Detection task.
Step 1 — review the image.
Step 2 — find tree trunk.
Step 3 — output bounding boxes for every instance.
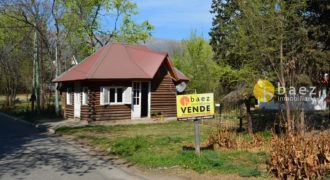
[52,0,60,116]
[283,92,292,131]
[5,94,9,107]
[300,105,305,136]
[280,37,292,132]
[245,99,253,135]
[40,52,45,111]
[32,33,36,113]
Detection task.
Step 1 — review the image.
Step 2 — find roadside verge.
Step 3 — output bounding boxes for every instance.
[0,112,55,134]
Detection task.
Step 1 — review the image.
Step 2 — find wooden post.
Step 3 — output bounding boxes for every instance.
[239,104,243,131]
[194,119,200,156]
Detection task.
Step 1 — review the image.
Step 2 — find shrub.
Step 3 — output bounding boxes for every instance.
[269,130,330,179]
[207,128,266,149]
[208,128,237,149]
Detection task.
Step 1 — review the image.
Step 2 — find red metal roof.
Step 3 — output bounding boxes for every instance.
[174,68,190,81]
[53,43,189,82]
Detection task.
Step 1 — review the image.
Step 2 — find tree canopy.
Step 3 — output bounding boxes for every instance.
[172,31,221,94]
[0,0,153,108]
[209,0,329,132]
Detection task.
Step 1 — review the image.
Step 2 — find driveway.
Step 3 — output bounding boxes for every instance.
[0,115,149,180]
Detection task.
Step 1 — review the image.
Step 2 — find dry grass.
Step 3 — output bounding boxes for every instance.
[0,94,29,102]
[270,130,330,179]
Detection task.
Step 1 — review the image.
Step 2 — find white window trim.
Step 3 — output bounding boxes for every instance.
[100,86,124,105]
[82,87,88,105]
[66,88,72,105]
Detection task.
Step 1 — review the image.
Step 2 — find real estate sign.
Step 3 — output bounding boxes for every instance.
[176,93,214,121]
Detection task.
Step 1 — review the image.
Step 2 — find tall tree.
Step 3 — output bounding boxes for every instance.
[172,31,221,94]
[52,0,62,116]
[60,0,154,60]
[209,0,272,134]
[1,0,55,111]
[304,0,330,81]
[0,13,32,107]
[209,0,328,132]
[0,0,154,114]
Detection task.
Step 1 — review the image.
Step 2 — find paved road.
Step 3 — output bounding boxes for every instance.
[0,115,149,180]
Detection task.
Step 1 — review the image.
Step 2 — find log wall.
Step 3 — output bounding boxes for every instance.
[150,65,177,117]
[61,81,131,121]
[85,81,131,121]
[60,63,178,121]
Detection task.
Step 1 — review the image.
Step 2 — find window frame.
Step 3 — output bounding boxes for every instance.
[66,88,72,105]
[82,87,88,105]
[100,86,124,105]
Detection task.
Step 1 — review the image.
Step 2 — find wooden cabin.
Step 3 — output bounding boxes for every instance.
[53,43,189,122]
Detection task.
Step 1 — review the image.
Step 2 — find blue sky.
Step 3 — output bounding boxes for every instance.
[133,0,213,40]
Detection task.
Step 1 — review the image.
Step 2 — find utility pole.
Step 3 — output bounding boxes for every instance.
[52,0,60,116]
[31,31,37,113]
[34,30,40,115]
[55,42,59,116]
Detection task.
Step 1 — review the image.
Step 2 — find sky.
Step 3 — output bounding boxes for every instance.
[133,0,213,40]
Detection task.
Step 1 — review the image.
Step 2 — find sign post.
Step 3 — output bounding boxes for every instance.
[176,93,214,155]
[194,120,200,156]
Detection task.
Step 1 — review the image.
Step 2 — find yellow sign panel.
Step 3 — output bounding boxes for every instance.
[176,93,214,121]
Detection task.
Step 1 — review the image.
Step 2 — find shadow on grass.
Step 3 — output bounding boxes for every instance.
[182,145,214,151]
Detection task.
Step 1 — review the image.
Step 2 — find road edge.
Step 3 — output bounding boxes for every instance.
[0,112,56,134]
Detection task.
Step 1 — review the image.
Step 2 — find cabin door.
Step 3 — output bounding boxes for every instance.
[131,82,141,119]
[141,82,150,117]
[74,82,81,118]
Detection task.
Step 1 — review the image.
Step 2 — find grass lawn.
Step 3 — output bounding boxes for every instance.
[57,119,271,178]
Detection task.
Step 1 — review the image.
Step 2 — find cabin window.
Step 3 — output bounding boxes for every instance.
[82,87,88,105]
[101,87,124,105]
[133,82,140,105]
[117,88,123,103]
[66,88,72,105]
[110,88,116,103]
[103,88,109,103]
